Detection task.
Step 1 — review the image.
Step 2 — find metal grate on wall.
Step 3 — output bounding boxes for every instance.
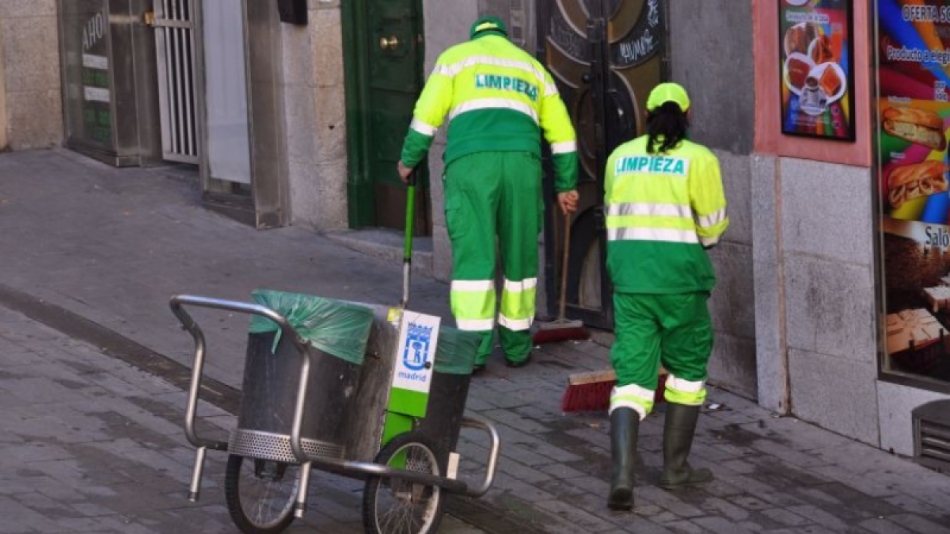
[154,0,199,164]
[913,399,950,473]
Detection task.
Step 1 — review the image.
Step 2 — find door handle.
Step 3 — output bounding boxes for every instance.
[379,36,400,50]
[143,11,193,29]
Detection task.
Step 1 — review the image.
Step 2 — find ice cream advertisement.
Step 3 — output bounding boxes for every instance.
[779,0,855,140]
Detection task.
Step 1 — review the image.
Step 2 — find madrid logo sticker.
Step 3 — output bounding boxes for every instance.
[393,311,441,395]
[403,323,433,371]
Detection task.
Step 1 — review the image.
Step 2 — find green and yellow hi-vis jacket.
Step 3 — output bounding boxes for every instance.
[400,33,578,193]
[604,136,729,294]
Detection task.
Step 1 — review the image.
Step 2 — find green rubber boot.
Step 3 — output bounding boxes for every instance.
[608,408,639,510]
[659,403,713,489]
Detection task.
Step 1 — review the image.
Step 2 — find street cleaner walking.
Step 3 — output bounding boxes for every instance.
[397,16,579,371]
[603,83,729,510]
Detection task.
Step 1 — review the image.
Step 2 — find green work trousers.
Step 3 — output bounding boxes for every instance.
[610,292,712,416]
[444,151,542,364]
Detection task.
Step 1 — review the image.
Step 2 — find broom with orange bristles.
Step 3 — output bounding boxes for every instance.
[561,367,668,413]
[533,210,590,344]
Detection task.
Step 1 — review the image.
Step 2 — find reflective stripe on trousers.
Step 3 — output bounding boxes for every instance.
[609,383,654,420]
[451,277,537,332]
[498,277,537,331]
[451,279,495,331]
[664,373,707,406]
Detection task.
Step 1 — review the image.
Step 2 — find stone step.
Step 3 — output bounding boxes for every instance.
[324,228,434,278]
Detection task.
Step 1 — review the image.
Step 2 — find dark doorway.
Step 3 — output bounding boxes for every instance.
[538,0,667,329]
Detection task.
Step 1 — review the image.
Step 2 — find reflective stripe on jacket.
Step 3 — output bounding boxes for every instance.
[400,33,578,192]
[604,136,728,293]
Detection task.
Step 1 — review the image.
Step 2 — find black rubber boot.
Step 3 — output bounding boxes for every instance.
[608,408,639,510]
[660,402,713,489]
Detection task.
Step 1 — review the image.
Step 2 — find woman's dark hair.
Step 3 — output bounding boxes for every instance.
[646,101,690,154]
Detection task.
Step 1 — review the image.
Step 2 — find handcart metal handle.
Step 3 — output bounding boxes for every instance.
[459,414,501,498]
[169,294,313,501]
[288,348,502,502]
[283,413,501,499]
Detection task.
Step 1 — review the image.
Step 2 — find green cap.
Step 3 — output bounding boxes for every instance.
[470,16,508,39]
[646,82,691,112]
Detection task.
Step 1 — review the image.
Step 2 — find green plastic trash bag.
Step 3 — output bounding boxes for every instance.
[248,289,374,365]
[433,326,480,375]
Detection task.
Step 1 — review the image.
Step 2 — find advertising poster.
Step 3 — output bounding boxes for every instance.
[878,0,950,385]
[779,0,855,140]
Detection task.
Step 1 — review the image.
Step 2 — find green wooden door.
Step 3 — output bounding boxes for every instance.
[343,0,429,233]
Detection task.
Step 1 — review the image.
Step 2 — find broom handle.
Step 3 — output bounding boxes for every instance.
[401,171,417,309]
[559,210,571,320]
[552,207,560,276]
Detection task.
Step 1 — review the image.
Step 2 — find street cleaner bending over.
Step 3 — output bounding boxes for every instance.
[603,83,729,511]
[397,16,579,371]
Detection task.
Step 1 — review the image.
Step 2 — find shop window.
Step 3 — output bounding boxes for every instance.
[877,1,950,393]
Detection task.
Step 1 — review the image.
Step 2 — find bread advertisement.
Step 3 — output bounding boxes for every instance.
[878,1,950,382]
[779,0,854,140]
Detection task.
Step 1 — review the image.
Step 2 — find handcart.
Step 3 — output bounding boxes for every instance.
[169,174,500,534]
[170,293,500,534]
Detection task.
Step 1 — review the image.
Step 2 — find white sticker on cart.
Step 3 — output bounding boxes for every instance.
[392,311,441,394]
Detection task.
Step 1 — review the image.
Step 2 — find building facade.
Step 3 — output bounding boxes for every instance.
[4,0,948,460]
[0,0,63,151]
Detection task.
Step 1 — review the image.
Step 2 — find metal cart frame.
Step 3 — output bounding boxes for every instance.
[169,294,500,533]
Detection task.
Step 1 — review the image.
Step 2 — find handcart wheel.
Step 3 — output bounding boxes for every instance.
[362,432,444,534]
[224,454,300,534]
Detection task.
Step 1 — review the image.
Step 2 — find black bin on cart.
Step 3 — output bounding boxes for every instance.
[229,290,375,463]
[414,326,481,471]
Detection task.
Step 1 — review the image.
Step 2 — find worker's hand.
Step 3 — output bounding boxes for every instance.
[557,190,579,215]
[397,160,414,184]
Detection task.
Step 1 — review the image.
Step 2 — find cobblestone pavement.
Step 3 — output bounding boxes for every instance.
[1,148,949,533]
